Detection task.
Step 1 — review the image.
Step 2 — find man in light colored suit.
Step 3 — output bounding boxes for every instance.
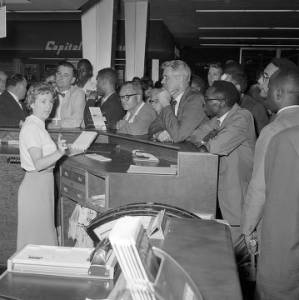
[190,81,255,242]
[149,60,206,143]
[48,61,85,128]
[116,81,156,136]
[256,126,299,300]
[242,68,299,246]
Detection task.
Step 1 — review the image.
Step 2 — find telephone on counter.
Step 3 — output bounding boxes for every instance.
[132,149,159,166]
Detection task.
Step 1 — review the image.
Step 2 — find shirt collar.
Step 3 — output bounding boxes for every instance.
[217,110,230,126]
[57,88,71,96]
[101,92,114,105]
[174,92,184,104]
[28,114,45,128]
[277,105,299,114]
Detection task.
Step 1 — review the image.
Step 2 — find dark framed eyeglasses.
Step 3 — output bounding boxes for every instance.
[120,93,140,101]
[204,97,225,102]
[148,98,159,104]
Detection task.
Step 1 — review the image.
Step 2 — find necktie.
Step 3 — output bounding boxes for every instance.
[170,99,177,113]
[57,91,66,98]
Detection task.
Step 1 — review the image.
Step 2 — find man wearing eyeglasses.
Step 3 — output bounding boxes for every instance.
[189,80,256,243]
[116,81,156,136]
[242,67,299,252]
[149,60,207,143]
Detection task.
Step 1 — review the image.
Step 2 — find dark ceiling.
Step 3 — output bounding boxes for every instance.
[6,0,299,49]
[149,0,299,48]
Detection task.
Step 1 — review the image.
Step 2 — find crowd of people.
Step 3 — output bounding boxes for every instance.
[0,56,299,299]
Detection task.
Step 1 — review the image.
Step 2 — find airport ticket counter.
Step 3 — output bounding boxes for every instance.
[0,128,218,262]
[0,128,243,300]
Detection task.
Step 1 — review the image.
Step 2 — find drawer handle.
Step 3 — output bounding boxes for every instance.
[63,186,69,192]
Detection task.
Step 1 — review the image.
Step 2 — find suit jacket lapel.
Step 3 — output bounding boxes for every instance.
[7,91,25,112]
[176,87,191,118]
[220,104,240,128]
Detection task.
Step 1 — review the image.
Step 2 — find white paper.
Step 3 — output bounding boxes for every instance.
[89,107,106,129]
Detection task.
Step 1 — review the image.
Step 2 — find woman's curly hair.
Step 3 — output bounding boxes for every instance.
[25,82,55,111]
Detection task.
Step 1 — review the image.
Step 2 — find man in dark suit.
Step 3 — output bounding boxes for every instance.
[149,60,207,143]
[222,70,269,136]
[190,81,256,242]
[84,68,125,130]
[256,126,299,300]
[0,74,28,127]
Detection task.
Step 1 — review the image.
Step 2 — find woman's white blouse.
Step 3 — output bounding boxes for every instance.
[19,115,57,171]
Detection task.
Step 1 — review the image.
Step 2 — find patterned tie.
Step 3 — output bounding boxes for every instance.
[170,99,177,112]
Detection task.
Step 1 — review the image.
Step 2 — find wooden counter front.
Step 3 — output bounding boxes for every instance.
[59,146,218,246]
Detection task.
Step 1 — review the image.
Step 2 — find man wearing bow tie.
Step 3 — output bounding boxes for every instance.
[0,73,28,127]
[149,60,206,143]
[48,61,85,128]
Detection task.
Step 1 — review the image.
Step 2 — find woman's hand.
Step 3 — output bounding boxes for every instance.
[57,133,68,155]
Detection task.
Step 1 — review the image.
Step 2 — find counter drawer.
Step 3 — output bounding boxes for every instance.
[61,167,71,179]
[71,171,85,185]
[60,177,85,192]
[61,166,85,185]
[61,182,85,202]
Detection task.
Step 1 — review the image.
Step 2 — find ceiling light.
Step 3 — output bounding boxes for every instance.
[196,9,299,13]
[198,27,299,30]
[5,0,31,3]
[198,27,270,30]
[200,43,299,48]
[198,37,299,40]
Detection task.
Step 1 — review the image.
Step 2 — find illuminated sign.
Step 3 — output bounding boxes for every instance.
[45,41,82,56]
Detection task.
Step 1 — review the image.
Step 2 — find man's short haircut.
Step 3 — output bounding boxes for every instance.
[209,62,223,73]
[162,60,191,82]
[228,71,248,93]
[224,61,244,75]
[57,61,76,76]
[0,70,7,77]
[272,68,299,104]
[6,73,26,89]
[78,59,93,76]
[271,58,298,72]
[97,68,117,87]
[211,80,240,107]
[191,74,206,93]
[121,81,143,96]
